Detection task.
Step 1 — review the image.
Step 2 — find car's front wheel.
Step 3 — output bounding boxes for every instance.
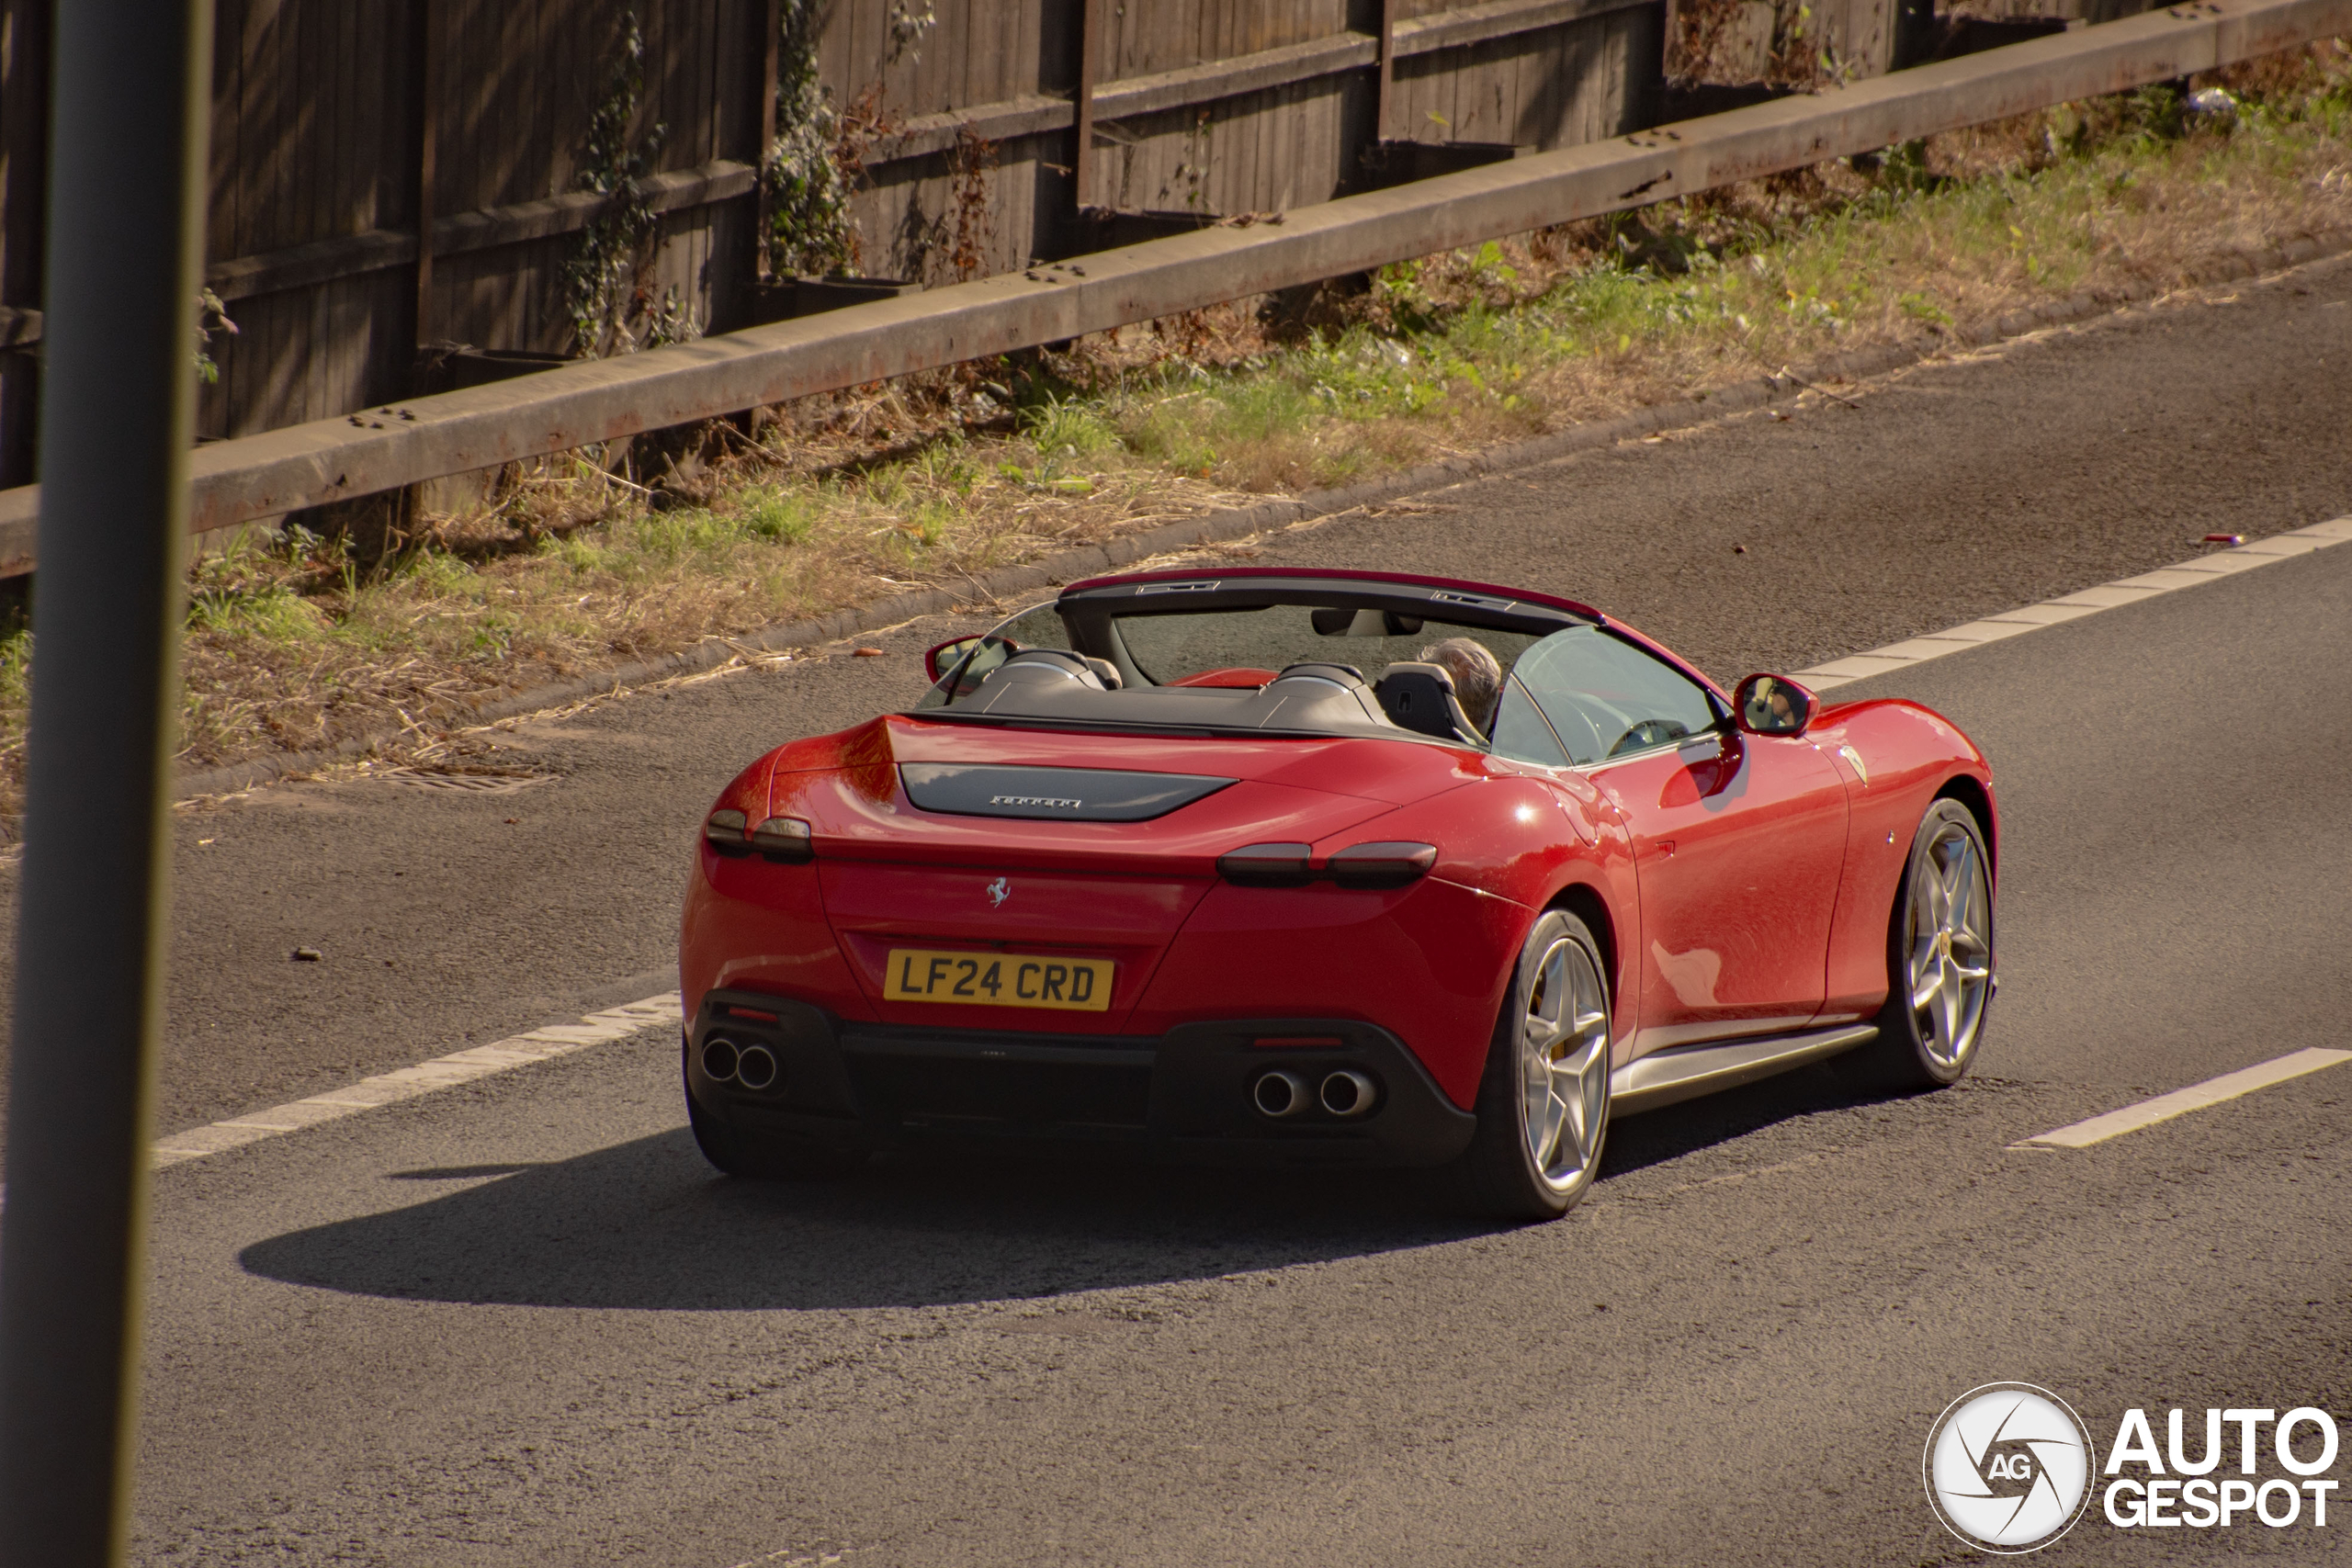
[1843,798,1994,1091]
[1455,908,1613,1221]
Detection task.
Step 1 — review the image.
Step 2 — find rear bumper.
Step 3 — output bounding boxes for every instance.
[688,987,1476,1168]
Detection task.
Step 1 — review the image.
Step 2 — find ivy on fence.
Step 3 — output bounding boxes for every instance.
[561,8,696,358]
[766,0,863,278]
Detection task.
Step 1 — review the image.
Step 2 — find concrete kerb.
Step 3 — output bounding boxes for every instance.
[169,226,2352,805]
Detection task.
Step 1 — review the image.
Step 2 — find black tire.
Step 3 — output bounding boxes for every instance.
[1453,908,1614,1222]
[1838,798,1994,1092]
[684,1056,870,1180]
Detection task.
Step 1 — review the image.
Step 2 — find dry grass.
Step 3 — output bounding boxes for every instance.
[0,45,2346,836]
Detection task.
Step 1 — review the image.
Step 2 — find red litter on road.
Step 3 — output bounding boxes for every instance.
[2201,533,2245,545]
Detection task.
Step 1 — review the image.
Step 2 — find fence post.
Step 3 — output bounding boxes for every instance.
[1073,0,1100,213]
[412,0,439,357]
[1375,0,1396,142]
[756,0,781,281]
[0,0,210,1563]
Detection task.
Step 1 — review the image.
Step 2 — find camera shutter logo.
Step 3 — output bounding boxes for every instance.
[1924,1382,2097,1553]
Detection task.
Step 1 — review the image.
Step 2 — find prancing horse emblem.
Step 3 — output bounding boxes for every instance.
[986,876,1012,908]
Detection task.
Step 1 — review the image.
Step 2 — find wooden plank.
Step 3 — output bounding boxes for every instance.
[414,0,439,344]
[1075,0,1100,208]
[1376,0,1396,139]
[871,0,1648,164]
[271,0,307,248]
[757,0,781,278]
[204,0,242,265]
[469,0,509,212]
[232,0,274,259]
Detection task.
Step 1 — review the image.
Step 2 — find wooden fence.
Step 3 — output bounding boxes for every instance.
[0,0,1977,498]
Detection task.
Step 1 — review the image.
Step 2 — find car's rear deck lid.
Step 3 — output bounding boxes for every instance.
[900,763,1236,822]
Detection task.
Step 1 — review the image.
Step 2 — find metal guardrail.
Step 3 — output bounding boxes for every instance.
[0,0,2343,576]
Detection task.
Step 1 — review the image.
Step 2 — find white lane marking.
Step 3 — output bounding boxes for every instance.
[148,992,683,1170]
[2012,1048,2352,1149]
[1798,515,2352,689]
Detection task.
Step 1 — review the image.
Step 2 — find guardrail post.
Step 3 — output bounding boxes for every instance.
[0,1,210,1563]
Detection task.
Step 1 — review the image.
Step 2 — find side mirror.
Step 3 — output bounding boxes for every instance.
[1733,673,1816,738]
[924,635,983,683]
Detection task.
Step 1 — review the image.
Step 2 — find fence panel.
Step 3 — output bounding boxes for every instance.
[2,0,1686,501]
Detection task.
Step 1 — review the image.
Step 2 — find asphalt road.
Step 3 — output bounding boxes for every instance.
[11,254,2352,1564]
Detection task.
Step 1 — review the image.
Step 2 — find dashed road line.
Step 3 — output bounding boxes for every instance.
[2012,1048,2352,1150]
[149,992,683,1170]
[1795,515,2352,689]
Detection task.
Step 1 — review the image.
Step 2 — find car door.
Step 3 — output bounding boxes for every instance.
[1500,628,1850,1054]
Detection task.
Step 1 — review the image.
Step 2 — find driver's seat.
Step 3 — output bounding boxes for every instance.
[1373,662,1484,744]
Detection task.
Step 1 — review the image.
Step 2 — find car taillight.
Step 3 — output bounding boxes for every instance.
[1326,841,1437,889]
[1216,842,1314,886]
[704,809,752,854]
[749,816,814,863]
[1217,840,1436,889]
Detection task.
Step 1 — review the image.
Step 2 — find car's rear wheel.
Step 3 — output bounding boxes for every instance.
[1455,909,1612,1221]
[684,1055,869,1179]
[1842,798,1994,1090]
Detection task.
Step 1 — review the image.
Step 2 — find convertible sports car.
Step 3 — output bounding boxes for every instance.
[680,567,1996,1218]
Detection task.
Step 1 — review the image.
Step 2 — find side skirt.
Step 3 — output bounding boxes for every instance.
[1608,1023,1878,1117]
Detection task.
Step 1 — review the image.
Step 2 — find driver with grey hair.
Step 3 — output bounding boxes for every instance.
[1419,637,1501,734]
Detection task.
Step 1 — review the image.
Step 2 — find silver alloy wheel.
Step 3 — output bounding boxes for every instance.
[1905,818,1993,1070]
[1519,931,1611,1190]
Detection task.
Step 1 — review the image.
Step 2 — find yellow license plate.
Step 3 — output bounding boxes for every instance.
[884,948,1114,1011]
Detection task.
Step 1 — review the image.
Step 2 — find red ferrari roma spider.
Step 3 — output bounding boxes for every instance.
[681,567,1996,1218]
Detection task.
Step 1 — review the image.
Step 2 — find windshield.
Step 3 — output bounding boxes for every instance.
[917,603,1076,708]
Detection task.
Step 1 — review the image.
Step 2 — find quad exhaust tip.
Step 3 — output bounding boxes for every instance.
[1251,1069,1309,1118]
[706,1043,790,1090]
[702,1037,782,1091]
[1250,1068,1379,1119]
[734,1043,779,1091]
[1319,1069,1376,1119]
[701,1038,740,1082]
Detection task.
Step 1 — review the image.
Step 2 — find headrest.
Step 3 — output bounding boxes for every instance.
[1377,660,1456,693]
[1271,661,1368,689]
[994,648,1121,690]
[1373,661,1482,743]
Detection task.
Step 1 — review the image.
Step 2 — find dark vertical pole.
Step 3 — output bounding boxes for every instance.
[0,0,210,1564]
[756,0,780,281]
[1374,0,1395,143]
[1071,0,1099,213]
[412,0,438,355]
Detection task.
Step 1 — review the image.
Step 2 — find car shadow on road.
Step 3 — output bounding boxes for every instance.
[1599,1061,1889,1178]
[240,1064,1902,1313]
[238,1128,1498,1312]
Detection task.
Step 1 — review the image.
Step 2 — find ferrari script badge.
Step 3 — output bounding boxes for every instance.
[986,876,1012,908]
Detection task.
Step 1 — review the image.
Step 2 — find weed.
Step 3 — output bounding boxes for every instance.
[1022,396,1125,459]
